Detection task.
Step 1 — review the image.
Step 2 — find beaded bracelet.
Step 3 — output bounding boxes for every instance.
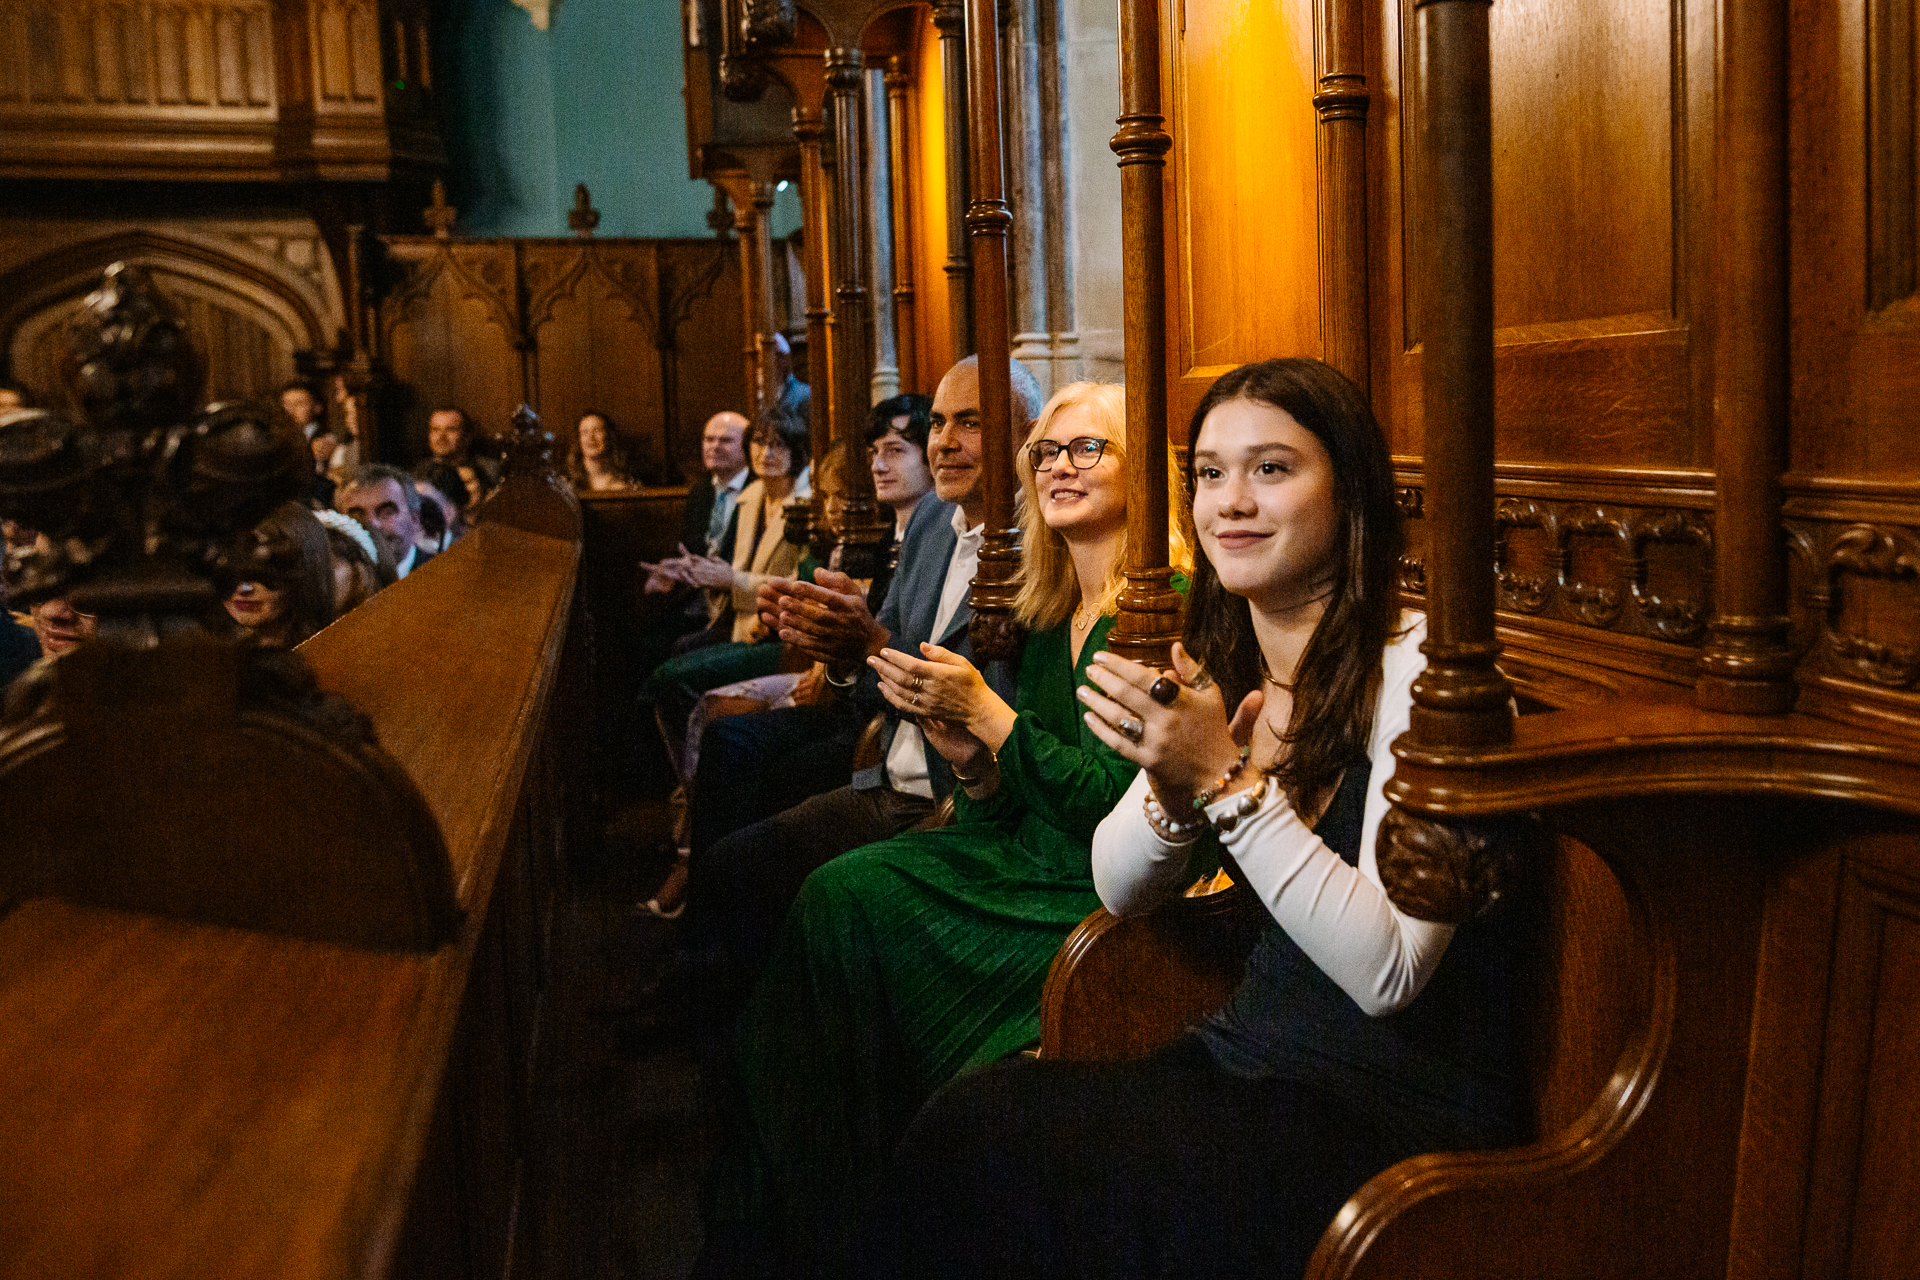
[1192,747,1252,811]
[1143,790,1205,845]
[1209,773,1275,836]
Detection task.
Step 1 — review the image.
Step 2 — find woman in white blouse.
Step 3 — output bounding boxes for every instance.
[874,357,1539,1280]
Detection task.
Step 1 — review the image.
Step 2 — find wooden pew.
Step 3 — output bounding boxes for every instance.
[0,475,582,1280]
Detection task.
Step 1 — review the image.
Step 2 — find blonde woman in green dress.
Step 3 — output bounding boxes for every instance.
[698,381,1189,1279]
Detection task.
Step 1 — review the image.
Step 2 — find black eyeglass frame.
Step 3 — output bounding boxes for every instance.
[1026,435,1113,472]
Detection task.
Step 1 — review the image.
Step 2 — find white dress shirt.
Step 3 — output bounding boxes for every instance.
[884,508,985,799]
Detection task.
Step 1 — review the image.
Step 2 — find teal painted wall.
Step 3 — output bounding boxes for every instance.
[435,0,800,239]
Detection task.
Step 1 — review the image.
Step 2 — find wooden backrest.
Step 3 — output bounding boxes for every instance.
[0,476,582,1279]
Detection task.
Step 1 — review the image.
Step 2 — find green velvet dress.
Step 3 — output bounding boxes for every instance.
[704,614,1134,1276]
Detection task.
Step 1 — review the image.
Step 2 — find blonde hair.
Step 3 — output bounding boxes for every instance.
[1014,382,1193,630]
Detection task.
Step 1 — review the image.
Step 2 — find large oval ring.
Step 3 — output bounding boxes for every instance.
[1118,716,1145,743]
[1148,676,1180,706]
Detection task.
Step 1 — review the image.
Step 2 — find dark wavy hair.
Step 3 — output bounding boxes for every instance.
[750,404,811,477]
[1182,357,1404,812]
[866,393,933,449]
[563,410,635,490]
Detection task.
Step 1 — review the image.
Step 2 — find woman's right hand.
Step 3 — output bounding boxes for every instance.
[1079,643,1263,805]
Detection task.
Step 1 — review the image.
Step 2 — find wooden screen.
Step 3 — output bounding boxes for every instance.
[377,236,746,480]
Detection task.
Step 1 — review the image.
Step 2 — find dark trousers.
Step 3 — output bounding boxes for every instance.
[682,781,936,1021]
[688,702,865,860]
[873,1037,1416,1280]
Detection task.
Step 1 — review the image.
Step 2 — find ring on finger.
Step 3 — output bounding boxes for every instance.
[912,675,925,692]
[1148,676,1180,706]
[1118,716,1145,743]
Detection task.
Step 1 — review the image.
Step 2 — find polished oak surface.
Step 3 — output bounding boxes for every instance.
[0,508,580,1278]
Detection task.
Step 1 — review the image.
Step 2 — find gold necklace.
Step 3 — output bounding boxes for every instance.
[1257,649,1295,691]
[1072,603,1099,632]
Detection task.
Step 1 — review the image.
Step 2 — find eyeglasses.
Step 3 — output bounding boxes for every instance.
[1027,436,1111,471]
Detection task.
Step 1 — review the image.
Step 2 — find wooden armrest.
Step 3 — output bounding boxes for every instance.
[1038,883,1265,1061]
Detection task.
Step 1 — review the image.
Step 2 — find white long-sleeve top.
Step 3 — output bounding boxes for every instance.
[1090,616,1454,1017]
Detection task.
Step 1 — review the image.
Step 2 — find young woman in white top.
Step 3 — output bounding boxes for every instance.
[874,357,1539,1280]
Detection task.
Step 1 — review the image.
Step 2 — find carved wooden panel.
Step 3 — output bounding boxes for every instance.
[0,1,275,113]
[1792,0,1920,483]
[1370,0,1713,468]
[1162,0,1322,434]
[379,238,743,478]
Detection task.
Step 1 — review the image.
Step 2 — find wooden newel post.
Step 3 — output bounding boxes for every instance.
[933,1,975,363]
[1104,0,1182,669]
[885,56,920,395]
[793,103,835,467]
[962,0,1023,662]
[1405,0,1510,749]
[1695,0,1795,714]
[826,48,874,438]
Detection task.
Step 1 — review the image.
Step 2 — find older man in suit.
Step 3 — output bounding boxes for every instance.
[664,356,1044,999]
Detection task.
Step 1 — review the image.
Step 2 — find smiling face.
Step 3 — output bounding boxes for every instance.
[578,414,608,461]
[225,579,286,633]
[927,361,985,511]
[869,422,933,511]
[1030,404,1126,542]
[1190,397,1340,613]
[29,597,94,656]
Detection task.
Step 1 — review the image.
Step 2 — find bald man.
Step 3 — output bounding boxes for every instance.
[680,409,751,562]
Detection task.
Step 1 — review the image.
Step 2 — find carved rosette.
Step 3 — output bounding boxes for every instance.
[1376,806,1527,924]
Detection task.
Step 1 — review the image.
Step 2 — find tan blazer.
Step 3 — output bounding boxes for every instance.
[723,477,809,642]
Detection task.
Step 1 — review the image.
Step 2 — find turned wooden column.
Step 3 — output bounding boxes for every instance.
[1316,0,1371,391]
[962,0,1022,661]
[720,178,780,416]
[885,57,921,394]
[1104,0,1181,668]
[826,47,875,434]
[794,104,835,462]
[1405,0,1511,749]
[934,0,975,363]
[1696,0,1796,714]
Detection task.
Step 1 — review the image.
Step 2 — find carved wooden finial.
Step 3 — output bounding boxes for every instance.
[568,183,600,238]
[502,404,557,480]
[424,180,457,239]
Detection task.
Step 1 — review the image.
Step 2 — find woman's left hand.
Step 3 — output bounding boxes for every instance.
[673,553,735,590]
[870,642,1018,753]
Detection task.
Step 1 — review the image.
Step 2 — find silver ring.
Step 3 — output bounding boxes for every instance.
[1118,716,1145,742]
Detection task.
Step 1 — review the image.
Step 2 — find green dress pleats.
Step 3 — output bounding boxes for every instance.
[709,615,1137,1274]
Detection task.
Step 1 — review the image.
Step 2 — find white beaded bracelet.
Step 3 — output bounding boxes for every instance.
[1143,790,1205,845]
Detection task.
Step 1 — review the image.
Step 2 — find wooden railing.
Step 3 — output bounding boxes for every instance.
[0,475,582,1280]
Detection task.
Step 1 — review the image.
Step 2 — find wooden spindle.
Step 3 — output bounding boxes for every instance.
[886,56,920,394]
[1315,0,1371,391]
[962,0,1022,662]
[793,103,836,466]
[1104,0,1181,668]
[1405,0,1511,749]
[933,0,975,363]
[826,48,874,437]
[1695,0,1796,714]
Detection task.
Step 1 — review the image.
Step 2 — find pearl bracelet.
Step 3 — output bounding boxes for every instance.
[1143,790,1205,845]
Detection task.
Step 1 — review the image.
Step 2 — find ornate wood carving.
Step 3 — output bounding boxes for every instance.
[0,263,459,950]
[1405,0,1511,749]
[1697,0,1796,714]
[1375,807,1528,925]
[1816,523,1920,689]
[961,0,1023,662]
[1103,0,1181,669]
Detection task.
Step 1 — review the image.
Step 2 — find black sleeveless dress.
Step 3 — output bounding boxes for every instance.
[872,760,1541,1280]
